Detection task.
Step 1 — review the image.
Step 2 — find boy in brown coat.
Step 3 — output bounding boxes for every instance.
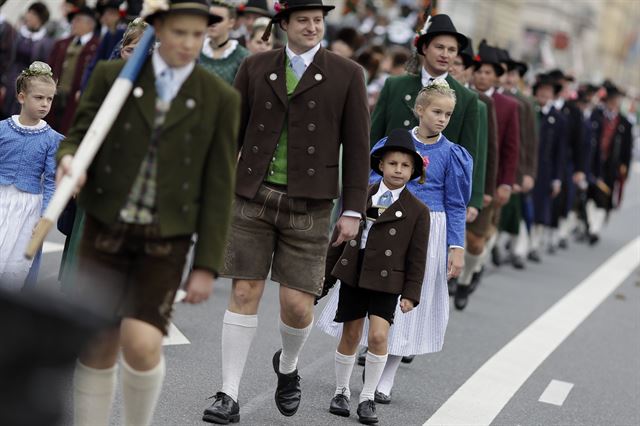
[319,129,430,425]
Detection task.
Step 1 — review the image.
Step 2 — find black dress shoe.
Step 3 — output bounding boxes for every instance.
[357,346,367,366]
[357,400,379,424]
[401,355,415,364]
[588,234,600,245]
[527,250,541,263]
[374,390,391,404]
[447,278,458,296]
[468,267,483,294]
[511,255,525,270]
[454,284,469,310]
[203,392,240,424]
[558,238,568,249]
[272,349,301,417]
[329,393,350,417]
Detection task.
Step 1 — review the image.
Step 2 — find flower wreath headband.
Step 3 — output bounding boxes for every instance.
[20,61,54,78]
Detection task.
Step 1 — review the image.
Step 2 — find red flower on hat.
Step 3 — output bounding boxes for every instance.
[413,35,420,47]
[238,4,245,11]
[474,54,481,62]
[274,1,287,13]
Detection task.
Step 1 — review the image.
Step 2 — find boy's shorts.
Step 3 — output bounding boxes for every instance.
[334,283,399,325]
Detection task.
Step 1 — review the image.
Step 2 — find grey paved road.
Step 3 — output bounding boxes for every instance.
[38,167,639,426]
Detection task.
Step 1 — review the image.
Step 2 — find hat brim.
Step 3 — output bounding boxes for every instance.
[473,61,505,77]
[533,81,562,95]
[416,31,468,56]
[370,146,423,181]
[144,8,222,26]
[272,5,335,22]
[237,7,273,18]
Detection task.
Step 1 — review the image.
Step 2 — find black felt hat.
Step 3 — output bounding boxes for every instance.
[602,79,625,99]
[272,0,334,22]
[548,68,575,82]
[237,0,272,17]
[459,36,474,69]
[533,73,562,95]
[96,0,123,14]
[473,40,504,76]
[144,0,222,26]
[371,129,425,181]
[414,14,468,56]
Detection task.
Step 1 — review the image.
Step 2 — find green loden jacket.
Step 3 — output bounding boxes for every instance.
[370,73,483,209]
[56,58,240,273]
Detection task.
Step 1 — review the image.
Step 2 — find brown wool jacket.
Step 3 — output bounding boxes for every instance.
[232,47,371,215]
[325,183,430,305]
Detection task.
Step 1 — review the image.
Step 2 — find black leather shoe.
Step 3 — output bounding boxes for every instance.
[491,245,502,267]
[329,392,350,417]
[202,392,240,424]
[454,284,469,310]
[357,400,379,424]
[527,250,541,263]
[401,355,415,364]
[272,349,301,417]
[447,278,458,296]
[374,390,391,404]
[588,234,600,245]
[558,238,568,249]
[468,267,483,294]
[357,346,367,366]
[511,255,525,270]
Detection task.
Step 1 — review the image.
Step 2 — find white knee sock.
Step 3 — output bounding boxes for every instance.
[220,310,258,402]
[360,352,388,403]
[73,361,117,426]
[376,354,402,395]
[121,356,165,426]
[279,317,313,374]
[513,221,529,258]
[530,225,544,251]
[334,351,356,399]
[458,252,482,285]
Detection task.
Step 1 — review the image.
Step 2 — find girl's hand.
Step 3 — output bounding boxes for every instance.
[447,247,464,279]
[400,298,415,313]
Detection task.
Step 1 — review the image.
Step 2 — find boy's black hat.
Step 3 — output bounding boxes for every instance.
[473,40,504,76]
[548,68,575,82]
[533,73,562,95]
[415,14,468,56]
[371,129,424,181]
[144,0,223,26]
[237,0,272,17]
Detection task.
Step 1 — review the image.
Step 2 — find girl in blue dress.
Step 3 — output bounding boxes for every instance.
[0,61,62,289]
[317,79,473,402]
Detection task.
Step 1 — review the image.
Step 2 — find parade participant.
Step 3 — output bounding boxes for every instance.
[529,74,565,261]
[547,69,585,252]
[370,13,483,221]
[245,17,273,54]
[319,129,430,424]
[199,1,250,85]
[55,2,238,425]
[47,5,100,134]
[495,50,538,269]
[455,41,519,310]
[318,80,472,404]
[234,0,272,45]
[0,61,61,289]
[586,81,633,243]
[203,1,370,423]
[2,2,55,118]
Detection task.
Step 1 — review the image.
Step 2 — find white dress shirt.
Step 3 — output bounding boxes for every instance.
[421,67,448,87]
[77,31,94,46]
[285,42,321,67]
[151,50,195,103]
[360,181,405,249]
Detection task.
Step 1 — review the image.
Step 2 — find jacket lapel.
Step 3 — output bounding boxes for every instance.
[162,68,203,132]
[264,49,288,106]
[131,60,156,129]
[291,48,328,100]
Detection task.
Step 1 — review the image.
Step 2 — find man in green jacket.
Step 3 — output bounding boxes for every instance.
[370,14,483,220]
[55,1,239,425]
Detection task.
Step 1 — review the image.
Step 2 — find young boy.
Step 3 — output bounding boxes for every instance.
[319,129,430,425]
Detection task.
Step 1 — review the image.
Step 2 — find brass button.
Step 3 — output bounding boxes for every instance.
[307,146,316,154]
[247,168,253,175]
[340,259,348,266]
[308,100,316,109]
[269,170,275,175]
[349,240,357,247]
[404,94,412,101]
[395,211,402,217]
[265,101,272,110]
[258,124,265,131]
[389,228,396,236]
[307,168,316,176]
[380,270,388,278]
[385,249,392,257]
[403,120,410,127]
[252,145,259,153]
[307,123,316,132]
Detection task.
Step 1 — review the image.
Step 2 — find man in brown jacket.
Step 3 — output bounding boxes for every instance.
[203,1,371,423]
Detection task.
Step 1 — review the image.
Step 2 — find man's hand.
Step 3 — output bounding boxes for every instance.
[183,269,215,304]
[521,175,535,193]
[551,180,562,198]
[495,184,512,206]
[332,215,360,247]
[572,171,586,186]
[619,164,628,180]
[56,155,87,193]
[447,247,464,280]
[466,207,478,223]
[399,298,415,313]
[483,194,493,207]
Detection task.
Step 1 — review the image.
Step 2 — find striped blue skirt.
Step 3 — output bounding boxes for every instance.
[316,211,449,356]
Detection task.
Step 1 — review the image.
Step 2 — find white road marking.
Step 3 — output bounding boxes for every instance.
[163,322,190,346]
[42,241,65,254]
[424,236,640,426]
[538,380,574,406]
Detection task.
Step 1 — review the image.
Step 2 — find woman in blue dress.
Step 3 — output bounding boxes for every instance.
[316,80,473,402]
